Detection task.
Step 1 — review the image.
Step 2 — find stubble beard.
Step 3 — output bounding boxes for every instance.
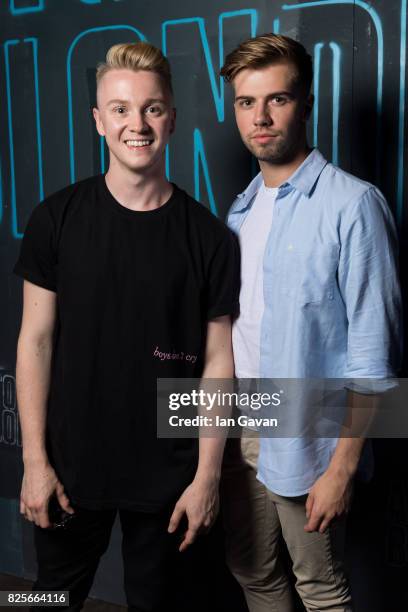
[246,126,304,165]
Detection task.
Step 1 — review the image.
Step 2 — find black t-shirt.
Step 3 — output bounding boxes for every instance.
[14,175,239,511]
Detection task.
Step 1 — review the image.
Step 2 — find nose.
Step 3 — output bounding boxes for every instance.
[253,102,272,127]
[129,110,150,133]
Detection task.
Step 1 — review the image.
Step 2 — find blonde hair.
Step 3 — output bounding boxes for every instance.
[96,42,173,94]
[220,33,313,95]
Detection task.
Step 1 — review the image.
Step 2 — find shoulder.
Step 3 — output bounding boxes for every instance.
[22,175,100,243]
[319,163,385,210]
[318,167,398,243]
[41,175,100,217]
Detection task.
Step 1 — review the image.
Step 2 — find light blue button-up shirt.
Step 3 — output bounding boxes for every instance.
[227,149,402,496]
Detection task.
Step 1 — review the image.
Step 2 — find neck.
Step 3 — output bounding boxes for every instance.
[105,158,172,211]
[260,144,312,188]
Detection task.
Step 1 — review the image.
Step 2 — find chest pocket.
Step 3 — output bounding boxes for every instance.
[279,244,339,305]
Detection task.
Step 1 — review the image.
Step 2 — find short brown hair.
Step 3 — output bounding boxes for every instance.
[220,33,313,95]
[96,42,173,94]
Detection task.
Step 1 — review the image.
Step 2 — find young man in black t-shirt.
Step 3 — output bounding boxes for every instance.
[14,42,238,611]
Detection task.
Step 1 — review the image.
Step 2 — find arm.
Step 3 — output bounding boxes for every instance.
[305,392,377,533]
[305,188,402,533]
[168,314,233,551]
[17,280,74,528]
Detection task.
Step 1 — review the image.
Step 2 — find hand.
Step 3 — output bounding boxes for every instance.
[168,476,220,552]
[304,468,353,534]
[20,461,74,529]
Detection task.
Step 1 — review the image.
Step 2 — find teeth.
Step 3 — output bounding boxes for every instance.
[125,140,152,147]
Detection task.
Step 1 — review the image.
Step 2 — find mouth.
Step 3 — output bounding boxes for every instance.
[251,134,278,143]
[124,139,154,150]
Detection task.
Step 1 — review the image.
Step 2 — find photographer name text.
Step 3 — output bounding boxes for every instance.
[168,415,278,428]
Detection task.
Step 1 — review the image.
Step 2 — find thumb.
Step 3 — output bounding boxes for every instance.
[305,491,314,520]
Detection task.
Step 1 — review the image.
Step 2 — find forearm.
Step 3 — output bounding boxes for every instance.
[16,335,53,466]
[327,390,377,478]
[194,437,225,483]
[327,437,365,479]
[195,348,233,483]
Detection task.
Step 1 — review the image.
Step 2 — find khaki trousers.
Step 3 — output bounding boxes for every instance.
[221,432,353,612]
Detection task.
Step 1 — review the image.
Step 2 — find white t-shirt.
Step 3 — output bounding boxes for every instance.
[233,182,278,378]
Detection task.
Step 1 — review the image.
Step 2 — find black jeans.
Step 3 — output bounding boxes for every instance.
[31,505,195,612]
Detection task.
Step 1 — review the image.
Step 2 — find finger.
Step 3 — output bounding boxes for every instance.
[20,499,26,515]
[30,507,42,527]
[168,505,184,533]
[319,517,332,533]
[305,493,314,519]
[304,511,322,532]
[25,508,34,523]
[203,517,213,530]
[36,507,52,529]
[56,490,74,514]
[203,510,217,530]
[179,527,199,552]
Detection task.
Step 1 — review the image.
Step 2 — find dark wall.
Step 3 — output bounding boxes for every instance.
[0,1,407,609]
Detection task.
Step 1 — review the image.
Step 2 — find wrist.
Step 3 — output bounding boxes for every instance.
[326,461,356,481]
[23,451,49,469]
[193,467,221,486]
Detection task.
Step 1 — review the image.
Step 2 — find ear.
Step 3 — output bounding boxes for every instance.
[304,94,314,121]
[169,107,176,135]
[93,107,105,137]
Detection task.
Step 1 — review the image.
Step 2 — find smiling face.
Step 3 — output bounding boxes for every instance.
[93,69,175,177]
[233,62,312,165]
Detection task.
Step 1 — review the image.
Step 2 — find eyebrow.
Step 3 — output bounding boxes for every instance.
[106,97,167,106]
[234,91,294,102]
[144,98,167,105]
[106,99,129,106]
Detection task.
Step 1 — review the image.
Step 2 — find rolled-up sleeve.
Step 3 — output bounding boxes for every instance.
[338,187,402,389]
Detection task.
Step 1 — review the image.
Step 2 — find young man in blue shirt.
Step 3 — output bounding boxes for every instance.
[220,33,402,612]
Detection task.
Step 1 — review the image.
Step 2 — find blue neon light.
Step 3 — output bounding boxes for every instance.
[193,128,217,216]
[100,136,105,174]
[4,40,21,238]
[282,1,384,179]
[0,159,3,225]
[5,38,44,238]
[397,0,407,226]
[313,43,324,148]
[24,38,44,202]
[9,0,44,15]
[165,145,170,180]
[329,42,341,165]
[162,11,257,123]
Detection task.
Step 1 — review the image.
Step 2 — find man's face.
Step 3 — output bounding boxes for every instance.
[232,62,312,164]
[93,69,175,174]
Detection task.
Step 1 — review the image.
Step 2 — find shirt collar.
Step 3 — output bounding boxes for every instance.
[233,149,328,212]
[285,148,328,196]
